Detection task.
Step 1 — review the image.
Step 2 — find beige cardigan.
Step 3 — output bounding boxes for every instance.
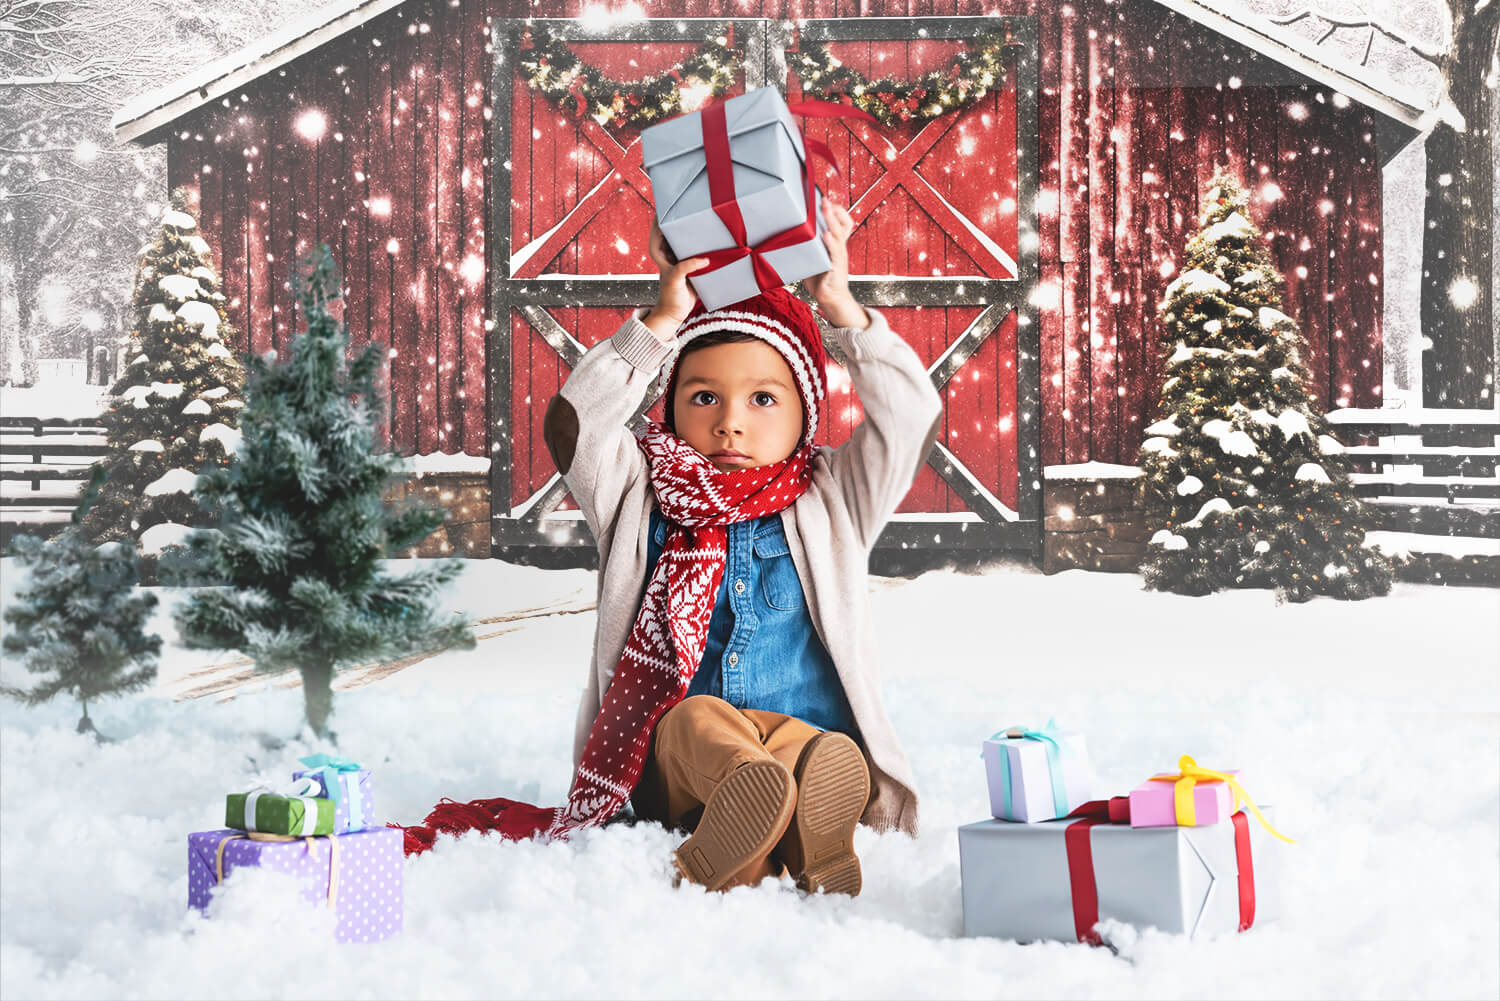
[542,305,943,836]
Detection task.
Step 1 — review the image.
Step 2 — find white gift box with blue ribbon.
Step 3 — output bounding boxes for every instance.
[292,754,374,834]
[981,722,1093,823]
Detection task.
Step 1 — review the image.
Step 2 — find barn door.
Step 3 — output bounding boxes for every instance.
[488,16,1040,557]
[786,17,1042,553]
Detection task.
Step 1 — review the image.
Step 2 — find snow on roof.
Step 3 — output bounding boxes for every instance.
[111,0,408,145]
[1152,0,1431,133]
[113,0,1433,150]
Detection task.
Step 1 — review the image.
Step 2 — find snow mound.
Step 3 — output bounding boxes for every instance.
[148,303,176,325]
[186,235,212,257]
[1277,410,1312,439]
[1165,269,1231,299]
[144,468,200,497]
[1201,212,1255,245]
[1184,497,1233,526]
[176,301,221,337]
[1140,437,1175,456]
[200,423,242,455]
[1149,528,1188,549]
[1317,434,1344,455]
[129,440,164,453]
[121,385,153,409]
[139,521,193,554]
[159,275,203,303]
[1259,307,1295,330]
[161,209,197,230]
[206,343,233,360]
[1177,475,1204,496]
[182,400,211,417]
[1144,417,1180,437]
[1218,430,1258,458]
[1168,343,1228,366]
[151,382,184,400]
[1295,463,1331,483]
[200,387,230,400]
[189,266,217,284]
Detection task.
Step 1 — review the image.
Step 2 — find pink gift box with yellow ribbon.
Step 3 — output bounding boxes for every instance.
[1129,769,1241,827]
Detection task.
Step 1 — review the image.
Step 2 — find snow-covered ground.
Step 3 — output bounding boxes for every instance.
[1,557,1497,1000]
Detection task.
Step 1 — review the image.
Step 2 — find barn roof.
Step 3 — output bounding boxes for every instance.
[111,0,1431,150]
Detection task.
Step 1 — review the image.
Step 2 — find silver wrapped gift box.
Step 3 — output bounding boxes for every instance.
[958,806,1280,943]
[640,87,829,311]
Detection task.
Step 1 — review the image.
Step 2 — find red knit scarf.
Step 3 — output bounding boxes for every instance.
[396,422,815,854]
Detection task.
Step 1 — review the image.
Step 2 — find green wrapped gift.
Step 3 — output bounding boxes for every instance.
[225,783,335,837]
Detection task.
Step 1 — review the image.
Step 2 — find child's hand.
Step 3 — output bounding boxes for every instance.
[646,216,709,336]
[801,192,867,329]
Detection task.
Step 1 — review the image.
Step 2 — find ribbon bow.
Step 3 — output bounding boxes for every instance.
[691,98,877,298]
[981,718,1071,820]
[1149,755,1295,843]
[239,775,325,837]
[297,754,366,831]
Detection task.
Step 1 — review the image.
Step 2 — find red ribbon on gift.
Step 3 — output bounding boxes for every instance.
[1063,797,1257,946]
[690,99,876,296]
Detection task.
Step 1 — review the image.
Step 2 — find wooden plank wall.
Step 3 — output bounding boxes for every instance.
[165,0,1385,511]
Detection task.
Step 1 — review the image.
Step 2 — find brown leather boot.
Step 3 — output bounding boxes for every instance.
[674,759,796,892]
[778,731,871,896]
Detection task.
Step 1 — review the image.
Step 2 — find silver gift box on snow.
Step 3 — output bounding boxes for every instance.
[640,87,829,311]
[957,809,1280,942]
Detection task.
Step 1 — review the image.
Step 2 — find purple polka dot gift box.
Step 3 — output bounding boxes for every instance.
[291,754,374,834]
[187,827,404,944]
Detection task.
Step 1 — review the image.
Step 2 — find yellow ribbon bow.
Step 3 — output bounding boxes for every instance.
[1149,755,1296,843]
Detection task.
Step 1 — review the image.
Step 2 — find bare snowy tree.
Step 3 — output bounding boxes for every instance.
[0,0,312,386]
[1421,0,1498,410]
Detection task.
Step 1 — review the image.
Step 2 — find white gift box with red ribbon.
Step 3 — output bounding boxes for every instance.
[641,88,837,311]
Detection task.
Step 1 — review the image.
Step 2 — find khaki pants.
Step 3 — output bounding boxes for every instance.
[630,694,840,888]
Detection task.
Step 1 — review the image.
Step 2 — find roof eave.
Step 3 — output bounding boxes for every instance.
[1150,0,1430,162]
[112,0,409,146]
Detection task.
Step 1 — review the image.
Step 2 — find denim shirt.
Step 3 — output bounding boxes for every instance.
[644,508,859,737]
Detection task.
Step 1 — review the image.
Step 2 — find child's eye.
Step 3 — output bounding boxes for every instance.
[691,390,717,406]
[752,391,776,407]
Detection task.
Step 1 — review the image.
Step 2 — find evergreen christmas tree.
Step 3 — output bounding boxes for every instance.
[77,190,247,555]
[1,484,161,737]
[172,245,474,737]
[1136,169,1395,604]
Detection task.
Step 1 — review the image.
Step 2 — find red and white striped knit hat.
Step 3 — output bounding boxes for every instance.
[658,287,829,445]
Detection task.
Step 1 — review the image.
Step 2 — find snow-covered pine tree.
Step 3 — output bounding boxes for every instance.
[1136,169,1394,604]
[172,245,474,736]
[0,527,161,738]
[77,191,246,555]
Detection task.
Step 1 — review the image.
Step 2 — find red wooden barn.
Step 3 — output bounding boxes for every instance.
[112,0,1425,567]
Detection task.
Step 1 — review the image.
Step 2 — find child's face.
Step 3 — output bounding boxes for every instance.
[671,340,805,473]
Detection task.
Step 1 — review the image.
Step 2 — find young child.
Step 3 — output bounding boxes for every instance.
[540,194,944,894]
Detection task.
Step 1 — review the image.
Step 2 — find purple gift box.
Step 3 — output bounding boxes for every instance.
[1128,770,1242,828]
[291,766,374,834]
[187,828,403,943]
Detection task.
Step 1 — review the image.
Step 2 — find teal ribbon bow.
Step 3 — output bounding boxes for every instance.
[981,719,1070,820]
[297,754,365,831]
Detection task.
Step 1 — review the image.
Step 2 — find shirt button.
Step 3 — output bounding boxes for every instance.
[734,579,745,594]
[728,652,739,666]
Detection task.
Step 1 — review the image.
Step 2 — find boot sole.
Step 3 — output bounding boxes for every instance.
[787,732,870,896]
[674,760,795,892]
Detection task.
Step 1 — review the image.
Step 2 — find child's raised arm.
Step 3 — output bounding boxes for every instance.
[541,220,707,539]
[803,195,945,550]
